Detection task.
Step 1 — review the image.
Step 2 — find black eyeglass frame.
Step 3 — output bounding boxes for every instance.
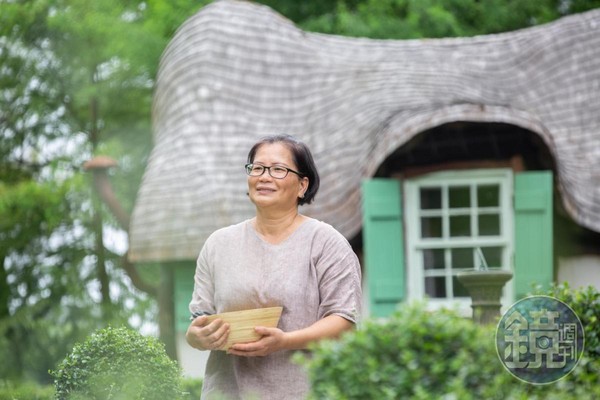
[245,163,304,179]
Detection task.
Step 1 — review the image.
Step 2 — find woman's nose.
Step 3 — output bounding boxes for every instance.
[258,171,273,181]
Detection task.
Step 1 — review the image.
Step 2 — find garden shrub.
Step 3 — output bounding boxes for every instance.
[540,283,600,359]
[50,326,183,400]
[535,283,600,396]
[298,302,598,400]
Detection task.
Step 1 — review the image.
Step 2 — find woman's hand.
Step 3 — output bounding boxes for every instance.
[227,326,286,357]
[185,316,230,351]
[227,315,353,357]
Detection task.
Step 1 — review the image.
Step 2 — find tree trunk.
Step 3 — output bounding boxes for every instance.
[89,95,111,320]
[0,254,9,319]
[158,264,177,360]
[93,193,111,318]
[0,254,23,379]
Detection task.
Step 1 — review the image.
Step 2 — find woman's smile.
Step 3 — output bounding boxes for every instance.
[256,185,276,195]
[247,142,308,210]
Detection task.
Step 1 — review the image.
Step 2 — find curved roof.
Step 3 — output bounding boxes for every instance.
[129,0,600,262]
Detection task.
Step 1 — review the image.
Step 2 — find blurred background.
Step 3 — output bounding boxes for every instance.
[1,0,599,394]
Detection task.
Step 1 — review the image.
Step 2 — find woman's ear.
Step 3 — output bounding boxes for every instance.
[299,177,309,198]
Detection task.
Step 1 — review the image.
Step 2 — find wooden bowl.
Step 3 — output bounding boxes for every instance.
[205,306,283,350]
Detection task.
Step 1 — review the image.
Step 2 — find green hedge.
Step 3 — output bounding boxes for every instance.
[298,288,600,400]
[536,283,600,391]
[539,283,600,359]
[50,326,183,400]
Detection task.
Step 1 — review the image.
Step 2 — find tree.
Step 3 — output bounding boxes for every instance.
[0,0,205,380]
[297,0,600,39]
[1,0,84,382]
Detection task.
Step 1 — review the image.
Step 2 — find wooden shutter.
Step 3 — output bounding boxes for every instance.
[174,264,196,332]
[362,178,405,317]
[514,171,553,298]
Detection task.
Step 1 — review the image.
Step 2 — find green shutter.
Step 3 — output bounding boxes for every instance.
[362,178,405,317]
[514,171,553,298]
[174,264,196,332]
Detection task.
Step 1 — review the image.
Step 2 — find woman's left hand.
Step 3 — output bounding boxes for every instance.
[227,326,287,357]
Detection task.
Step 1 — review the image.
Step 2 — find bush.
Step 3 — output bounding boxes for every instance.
[297,302,597,399]
[539,283,600,360]
[535,283,600,395]
[0,381,53,400]
[50,326,183,400]
[180,377,203,399]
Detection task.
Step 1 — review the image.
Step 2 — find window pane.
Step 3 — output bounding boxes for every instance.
[477,184,499,207]
[478,214,500,236]
[451,247,474,270]
[479,246,503,268]
[425,277,446,298]
[420,188,441,210]
[423,249,445,270]
[421,217,442,238]
[450,215,471,237]
[452,276,470,297]
[449,186,470,208]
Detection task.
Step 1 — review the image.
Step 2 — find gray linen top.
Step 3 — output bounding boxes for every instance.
[190,217,362,400]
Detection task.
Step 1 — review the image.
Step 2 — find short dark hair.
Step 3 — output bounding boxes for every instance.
[247,134,320,205]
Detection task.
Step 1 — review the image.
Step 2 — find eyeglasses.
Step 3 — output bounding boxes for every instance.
[245,163,303,179]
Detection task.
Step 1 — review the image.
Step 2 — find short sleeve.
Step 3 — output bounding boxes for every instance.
[315,227,362,323]
[189,240,217,316]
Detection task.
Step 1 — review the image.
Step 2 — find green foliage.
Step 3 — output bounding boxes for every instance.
[0,178,75,248]
[50,326,183,400]
[299,304,505,399]
[298,302,599,399]
[534,282,600,392]
[0,175,91,383]
[180,377,203,399]
[0,381,53,400]
[0,0,176,382]
[299,0,600,39]
[0,171,153,382]
[540,282,600,359]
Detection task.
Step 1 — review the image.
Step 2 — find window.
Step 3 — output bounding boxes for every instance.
[404,169,514,311]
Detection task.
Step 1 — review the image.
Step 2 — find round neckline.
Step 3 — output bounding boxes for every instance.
[247,217,314,246]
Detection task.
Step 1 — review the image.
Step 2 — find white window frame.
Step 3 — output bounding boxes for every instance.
[404,168,514,314]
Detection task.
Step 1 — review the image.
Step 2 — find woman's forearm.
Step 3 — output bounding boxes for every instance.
[283,314,354,350]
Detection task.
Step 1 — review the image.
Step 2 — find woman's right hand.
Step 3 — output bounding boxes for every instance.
[185,316,230,351]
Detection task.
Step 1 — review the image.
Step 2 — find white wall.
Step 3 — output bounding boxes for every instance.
[558,255,600,290]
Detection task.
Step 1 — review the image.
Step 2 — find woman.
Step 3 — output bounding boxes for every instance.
[186,134,362,399]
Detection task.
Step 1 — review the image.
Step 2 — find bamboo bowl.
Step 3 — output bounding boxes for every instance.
[205,306,283,350]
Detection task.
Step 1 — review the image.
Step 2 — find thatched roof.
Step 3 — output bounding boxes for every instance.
[129,0,600,262]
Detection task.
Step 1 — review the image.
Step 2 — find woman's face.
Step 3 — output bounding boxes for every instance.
[247,142,308,211]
